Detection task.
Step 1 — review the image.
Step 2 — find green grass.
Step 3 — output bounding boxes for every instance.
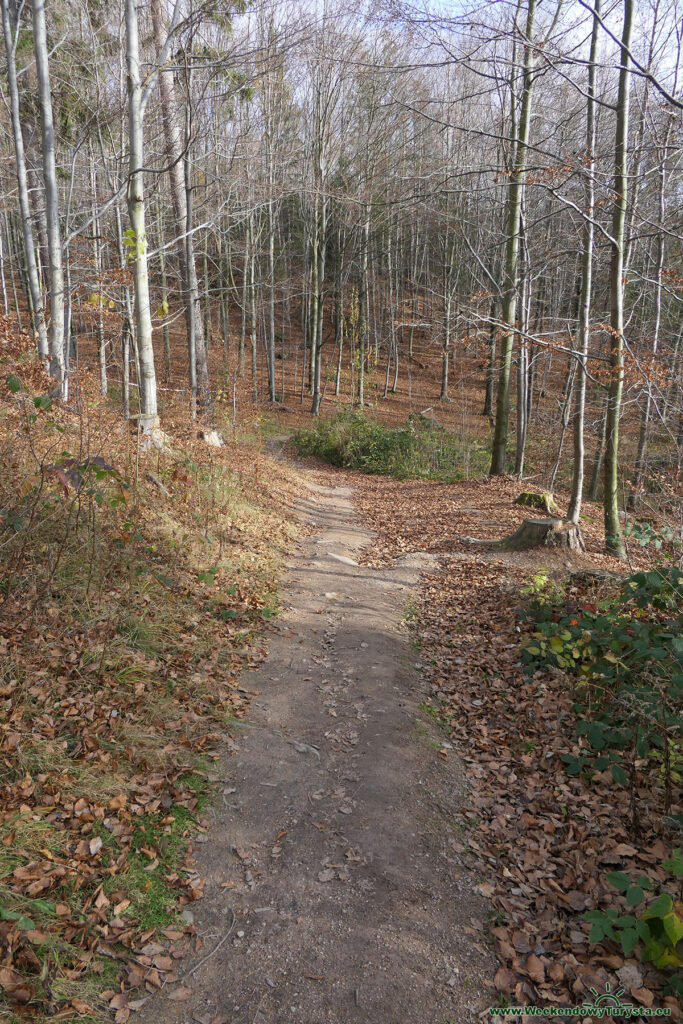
[418,701,441,725]
[293,409,489,482]
[100,775,211,931]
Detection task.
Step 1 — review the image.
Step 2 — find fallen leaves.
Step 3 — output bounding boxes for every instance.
[0,373,300,1019]
[413,556,680,1012]
[166,985,193,1001]
[0,965,32,1004]
[344,470,679,1015]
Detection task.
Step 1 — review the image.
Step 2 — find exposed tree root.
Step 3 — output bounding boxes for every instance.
[460,517,586,552]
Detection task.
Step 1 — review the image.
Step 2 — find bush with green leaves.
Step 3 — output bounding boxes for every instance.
[521,568,682,834]
[584,852,683,994]
[625,520,682,565]
[292,409,488,481]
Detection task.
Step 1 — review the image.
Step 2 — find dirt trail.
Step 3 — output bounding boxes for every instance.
[139,473,493,1024]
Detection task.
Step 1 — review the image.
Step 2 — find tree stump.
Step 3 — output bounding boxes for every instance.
[501,518,585,552]
[514,491,558,514]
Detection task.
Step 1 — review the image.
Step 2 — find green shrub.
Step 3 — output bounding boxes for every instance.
[292,409,488,481]
[521,568,683,835]
[584,852,683,991]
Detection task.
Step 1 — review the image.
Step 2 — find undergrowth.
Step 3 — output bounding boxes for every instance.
[293,408,489,481]
[521,566,682,992]
[0,349,297,1021]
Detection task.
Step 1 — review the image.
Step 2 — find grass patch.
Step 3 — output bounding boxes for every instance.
[293,409,489,481]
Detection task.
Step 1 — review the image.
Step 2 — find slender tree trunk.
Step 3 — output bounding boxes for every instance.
[240,216,249,376]
[7,217,22,328]
[483,293,498,418]
[203,243,212,351]
[32,0,65,384]
[310,196,321,413]
[631,122,670,503]
[157,201,171,380]
[2,0,48,361]
[185,135,197,418]
[567,4,599,523]
[266,199,276,402]
[490,0,537,475]
[121,320,130,422]
[125,0,158,429]
[150,0,210,415]
[250,221,257,388]
[311,195,327,416]
[0,221,7,316]
[604,0,633,560]
[217,232,230,364]
[588,391,608,501]
[335,304,344,396]
[441,292,452,401]
[334,238,344,397]
[663,324,682,423]
[357,206,370,408]
[90,157,107,396]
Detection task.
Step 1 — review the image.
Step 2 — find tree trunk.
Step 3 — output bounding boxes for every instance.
[357,206,370,407]
[90,157,107,397]
[32,0,65,385]
[483,293,498,418]
[240,216,249,376]
[0,220,7,316]
[502,518,585,552]
[441,291,452,402]
[490,0,537,475]
[2,0,49,362]
[567,0,600,524]
[631,118,671,504]
[125,0,158,430]
[156,201,171,380]
[150,0,211,415]
[604,0,633,560]
[185,135,197,418]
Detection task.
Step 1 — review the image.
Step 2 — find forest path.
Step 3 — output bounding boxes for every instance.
[138,467,493,1024]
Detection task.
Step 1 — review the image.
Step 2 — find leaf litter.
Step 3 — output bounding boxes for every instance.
[0,342,301,1021]
[339,468,681,1019]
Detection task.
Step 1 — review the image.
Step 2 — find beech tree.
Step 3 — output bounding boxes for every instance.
[32,0,65,386]
[125,0,158,429]
[0,0,680,552]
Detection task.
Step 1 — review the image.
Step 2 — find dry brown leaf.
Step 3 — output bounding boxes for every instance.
[526,954,545,985]
[167,985,193,1001]
[70,997,93,1014]
[631,987,655,1007]
[0,966,32,1004]
[493,966,516,992]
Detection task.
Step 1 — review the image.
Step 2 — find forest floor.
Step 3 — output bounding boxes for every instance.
[129,443,679,1024]
[2,328,679,1023]
[134,444,496,1024]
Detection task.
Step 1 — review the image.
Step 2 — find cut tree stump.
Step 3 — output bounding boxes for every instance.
[501,518,585,552]
[514,491,558,514]
[460,517,585,553]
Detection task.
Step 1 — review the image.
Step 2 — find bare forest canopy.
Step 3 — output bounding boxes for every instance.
[1,0,682,556]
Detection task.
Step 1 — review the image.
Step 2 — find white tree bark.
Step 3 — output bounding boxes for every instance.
[2,0,48,362]
[31,0,64,383]
[604,0,633,560]
[567,0,600,524]
[150,0,211,414]
[125,0,158,429]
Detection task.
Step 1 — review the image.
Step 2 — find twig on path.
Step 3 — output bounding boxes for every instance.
[179,909,236,983]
